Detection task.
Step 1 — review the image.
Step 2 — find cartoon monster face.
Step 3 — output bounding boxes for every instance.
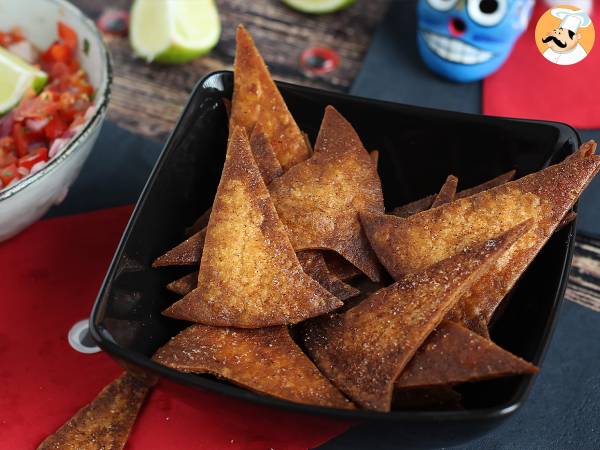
[417,0,534,82]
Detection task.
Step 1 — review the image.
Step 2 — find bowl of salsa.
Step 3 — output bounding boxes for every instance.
[0,0,111,241]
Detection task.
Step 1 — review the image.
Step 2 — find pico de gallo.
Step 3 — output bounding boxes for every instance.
[0,22,95,190]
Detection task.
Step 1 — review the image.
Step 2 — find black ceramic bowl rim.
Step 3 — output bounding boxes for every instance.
[90,70,579,423]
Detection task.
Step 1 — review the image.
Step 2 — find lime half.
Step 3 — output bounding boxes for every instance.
[0,47,47,115]
[130,0,221,64]
[282,0,355,14]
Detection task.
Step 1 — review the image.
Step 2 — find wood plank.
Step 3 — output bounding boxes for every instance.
[72,0,389,140]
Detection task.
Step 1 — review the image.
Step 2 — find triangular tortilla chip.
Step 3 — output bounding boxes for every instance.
[455,169,516,199]
[249,122,284,185]
[363,143,600,334]
[322,251,362,281]
[370,150,379,166]
[166,271,198,296]
[302,223,529,411]
[165,252,359,301]
[392,170,516,217]
[157,124,285,266]
[231,25,310,170]
[153,324,354,410]
[37,373,150,450]
[431,175,458,208]
[269,106,385,282]
[163,127,342,327]
[297,250,360,301]
[395,321,538,389]
[152,228,206,267]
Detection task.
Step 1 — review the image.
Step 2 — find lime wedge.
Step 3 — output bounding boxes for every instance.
[0,47,47,115]
[282,0,355,14]
[130,0,221,64]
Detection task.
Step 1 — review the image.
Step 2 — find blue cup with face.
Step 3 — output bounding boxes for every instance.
[417,0,534,82]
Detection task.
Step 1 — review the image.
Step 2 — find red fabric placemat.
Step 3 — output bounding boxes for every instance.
[0,206,351,449]
[483,4,600,129]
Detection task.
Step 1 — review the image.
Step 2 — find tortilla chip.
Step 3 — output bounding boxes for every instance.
[153,324,354,410]
[163,127,342,327]
[392,386,462,411]
[303,132,312,154]
[455,169,516,199]
[37,373,150,450]
[392,170,517,218]
[362,143,600,333]
[558,210,577,230]
[186,208,212,237]
[152,228,206,267]
[302,223,529,411]
[370,150,379,166]
[269,106,385,282]
[249,122,284,185]
[167,271,198,296]
[297,250,360,301]
[431,175,458,208]
[396,321,537,389]
[231,25,310,170]
[322,252,362,281]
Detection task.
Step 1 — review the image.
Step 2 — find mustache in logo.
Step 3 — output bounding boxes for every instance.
[542,35,567,48]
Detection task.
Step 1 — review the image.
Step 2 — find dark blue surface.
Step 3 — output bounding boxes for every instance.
[45,121,163,218]
[351,0,600,239]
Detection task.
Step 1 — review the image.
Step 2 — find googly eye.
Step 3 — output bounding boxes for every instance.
[467,0,508,27]
[426,0,459,12]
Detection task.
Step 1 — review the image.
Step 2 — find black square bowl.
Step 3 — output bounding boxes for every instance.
[90,71,580,447]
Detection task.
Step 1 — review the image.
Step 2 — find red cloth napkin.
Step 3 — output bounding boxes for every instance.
[0,207,351,449]
[483,4,600,129]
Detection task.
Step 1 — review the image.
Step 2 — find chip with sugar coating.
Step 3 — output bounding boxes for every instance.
[37,372,150,450]
[163,127,342,327]
[303,222,529,411]
[153,324,354,410]
[231,25,310,170]
[269,106,384,282]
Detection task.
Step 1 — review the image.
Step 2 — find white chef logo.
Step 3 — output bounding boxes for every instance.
[536,6,594,65]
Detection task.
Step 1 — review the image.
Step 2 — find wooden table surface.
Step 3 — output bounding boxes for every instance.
[72,0,600,313]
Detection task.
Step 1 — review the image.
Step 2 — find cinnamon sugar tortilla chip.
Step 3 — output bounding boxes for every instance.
[249,122,284,185]
[167,271,198,296]
[163,127,342,327]
[231,25,310,170]
[297,251,360,301]
[322,252,362,281]
[431,175,458,208]
[165,252,359,301]
[37,373,150,450]
[455,170,516,199]
[153,228,206,267]
[370,150,379,166]
[153,325,354,410]
[186,208,212,237]
[363,142,600,334]
[269,106,385,282]
[396,321,537,389]
[302,223,529,411]
[392,170,516,218]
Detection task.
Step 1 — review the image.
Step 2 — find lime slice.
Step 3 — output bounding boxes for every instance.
[130,0,221,64]
[0,47,47,115]
[282,0,355,14]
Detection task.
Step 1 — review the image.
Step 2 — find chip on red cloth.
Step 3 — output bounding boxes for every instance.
[483,5,600,129]
[0,206,351,449]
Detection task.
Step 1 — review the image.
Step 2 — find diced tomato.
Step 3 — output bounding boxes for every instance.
[12,124,29,158]
[44,116,68,140]
[18,147,48,170]
[0,163,19,185]
[0,147,17,167]
[58,22,78,50]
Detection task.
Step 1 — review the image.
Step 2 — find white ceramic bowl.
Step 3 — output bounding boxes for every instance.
[0,0,111,241]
